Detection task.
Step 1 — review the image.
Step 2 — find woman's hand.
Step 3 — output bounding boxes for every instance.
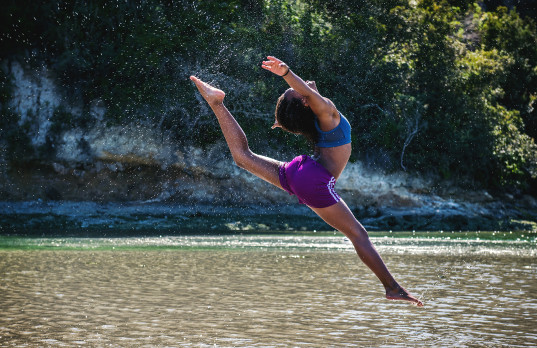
[261,56,289,77]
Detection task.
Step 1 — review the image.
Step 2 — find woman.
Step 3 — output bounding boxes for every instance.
[190,56,423,306]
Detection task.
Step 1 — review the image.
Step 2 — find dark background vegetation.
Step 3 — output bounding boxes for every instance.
[1,0,536,194]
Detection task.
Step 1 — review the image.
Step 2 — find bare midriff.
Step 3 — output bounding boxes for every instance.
[314,143,352,180]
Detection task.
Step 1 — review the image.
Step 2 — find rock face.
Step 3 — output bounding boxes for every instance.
[0,60,293,205]
[1,61,536,232]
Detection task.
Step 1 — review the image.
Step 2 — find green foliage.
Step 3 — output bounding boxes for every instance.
[479,7,537,140]
[1,0,536,191]
[491,105,537,186]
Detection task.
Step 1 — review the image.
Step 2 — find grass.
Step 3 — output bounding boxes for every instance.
[0,230,534,251]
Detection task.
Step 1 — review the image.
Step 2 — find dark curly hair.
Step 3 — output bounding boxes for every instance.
[275,89,318,146]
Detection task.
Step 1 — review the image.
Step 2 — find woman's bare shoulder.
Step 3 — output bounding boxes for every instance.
[316,98,340,131]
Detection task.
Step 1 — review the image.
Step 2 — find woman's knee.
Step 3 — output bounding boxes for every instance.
[345,223,370,245]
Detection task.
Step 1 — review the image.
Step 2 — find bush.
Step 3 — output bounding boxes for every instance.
[1,0,536,191]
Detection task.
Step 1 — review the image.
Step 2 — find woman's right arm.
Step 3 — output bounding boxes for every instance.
[261,56,338,125]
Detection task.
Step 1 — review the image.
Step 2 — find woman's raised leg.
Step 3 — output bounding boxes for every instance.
[190,76,283,189]
[310,200,424,306]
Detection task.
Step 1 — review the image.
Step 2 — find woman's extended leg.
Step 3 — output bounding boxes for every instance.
[190,76,283,188]
[310,200,424,306]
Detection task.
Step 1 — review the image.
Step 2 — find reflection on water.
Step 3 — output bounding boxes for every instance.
[0,236,536,347]
[1,233,536,256]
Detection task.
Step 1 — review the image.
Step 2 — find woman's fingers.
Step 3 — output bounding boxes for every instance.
[263,56,283,67]
[262,60,277,69]
[261,62,277,73]
[262,56,288,75]
[267,56,281,63]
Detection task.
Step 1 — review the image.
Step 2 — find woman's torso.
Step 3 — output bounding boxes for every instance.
[314,144,351,180]
[313,112,352,180]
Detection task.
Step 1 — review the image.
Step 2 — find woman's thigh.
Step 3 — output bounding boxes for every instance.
[239,151,284,190]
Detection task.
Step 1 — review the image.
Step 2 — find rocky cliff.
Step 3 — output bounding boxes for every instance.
[1,61,536,232]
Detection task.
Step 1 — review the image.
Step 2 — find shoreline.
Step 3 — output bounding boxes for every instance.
[1,200,536,237]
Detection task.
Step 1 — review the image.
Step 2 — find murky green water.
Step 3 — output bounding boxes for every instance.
[1,234,536,347]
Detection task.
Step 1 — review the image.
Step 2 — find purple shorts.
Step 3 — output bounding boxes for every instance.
[279,155,341,208]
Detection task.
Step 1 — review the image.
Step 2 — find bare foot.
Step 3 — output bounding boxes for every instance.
[190,76,225,105]
[386,285,424,307]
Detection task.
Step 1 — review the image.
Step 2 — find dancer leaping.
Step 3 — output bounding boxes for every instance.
[190,56,423,306]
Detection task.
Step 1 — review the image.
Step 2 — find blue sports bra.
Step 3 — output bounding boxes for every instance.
[314,113,352,148]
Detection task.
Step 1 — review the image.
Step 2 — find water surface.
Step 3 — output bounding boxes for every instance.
[1,234,536,347]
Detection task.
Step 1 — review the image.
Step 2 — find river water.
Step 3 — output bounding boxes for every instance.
[0,234,536,347]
